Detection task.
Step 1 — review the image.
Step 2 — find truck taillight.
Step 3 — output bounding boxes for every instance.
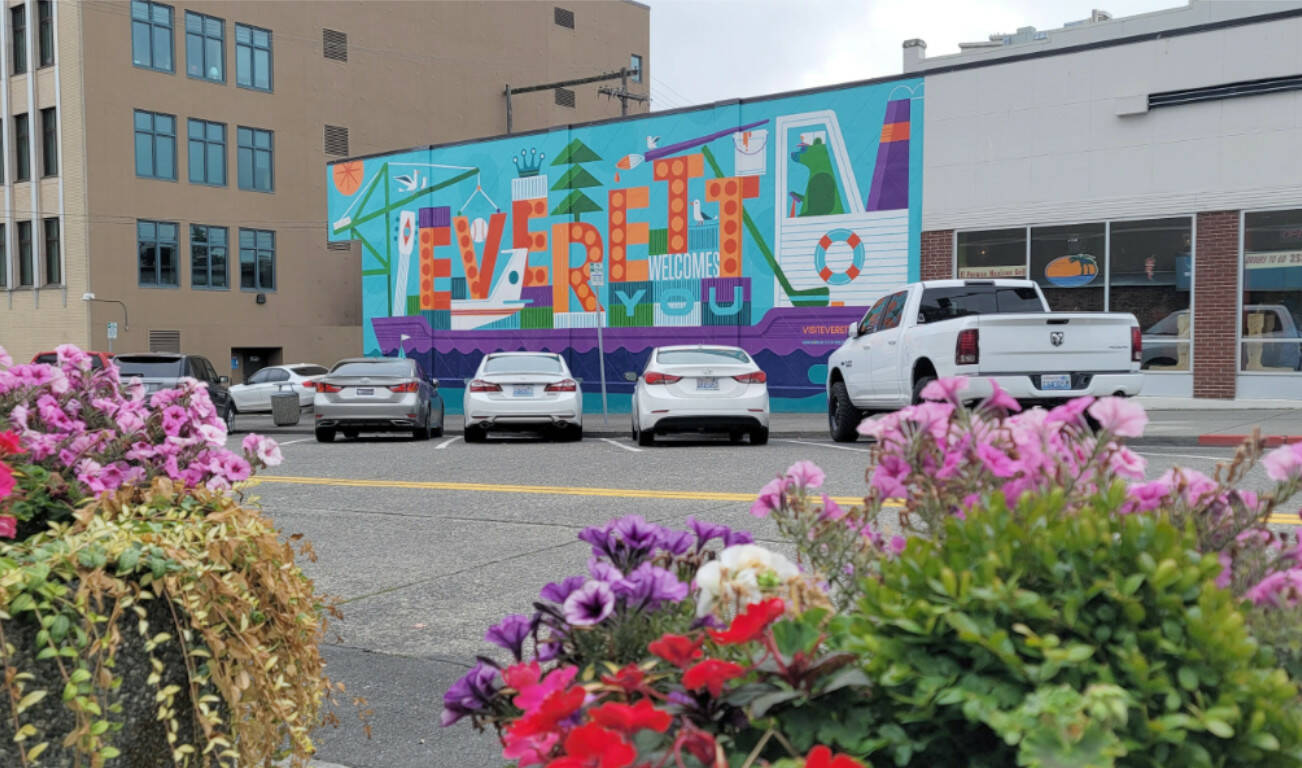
[468,379,502,392]
[956,329,979,366]
[732,371,767,383]
[1131,326,1142,363]
[545,379,577,392]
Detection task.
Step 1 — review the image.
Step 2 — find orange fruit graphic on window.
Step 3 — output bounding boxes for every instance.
[333,160,364,196]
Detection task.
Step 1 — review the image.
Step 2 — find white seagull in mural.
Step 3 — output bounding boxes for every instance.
[394,172,424,192]
[646,136,659,150]
[691,199,714,224]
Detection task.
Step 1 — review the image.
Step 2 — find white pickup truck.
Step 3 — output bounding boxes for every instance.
[826,279,1144,441]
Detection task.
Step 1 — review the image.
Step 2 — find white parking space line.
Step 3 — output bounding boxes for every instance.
[601,438,643,453]
[778,438,872,454]
[1135,451,1230,462]
[276,438,313,447]
[435,436,462,450]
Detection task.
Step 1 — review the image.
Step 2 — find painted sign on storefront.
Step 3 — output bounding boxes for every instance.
[326,79,925,411]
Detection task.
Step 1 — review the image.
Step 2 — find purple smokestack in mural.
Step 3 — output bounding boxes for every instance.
[865,99,911,212]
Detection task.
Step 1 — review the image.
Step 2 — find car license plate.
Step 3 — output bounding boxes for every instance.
[356,387,374,396]
[1041,374,1071,391]
[696,377,719,391]
[513,385,533,398]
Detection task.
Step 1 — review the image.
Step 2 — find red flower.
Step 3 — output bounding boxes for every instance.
[509,685,586,740]
[504,661,543,690]
[805,745,867,768]
[707,598,785,645]
[589,699,672,735]
[0,515,14,540]
[545,724,636,768]
[679,730,718,766]
[648,633,703,668]
[0,431,20,456]
[682,659,746,697]
[600,664,645,695]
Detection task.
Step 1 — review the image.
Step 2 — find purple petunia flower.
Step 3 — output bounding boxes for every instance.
[614,514,662,552]
[441,661,501,726]
[614,562,688,610]
[723,529,754,546]
[589,556,623,583]
[658,528,693,557]
[578,523,619,561]
[686,516,730,551]
[540,575,586,604]
[563,580,616,626]
[485,614,532,661]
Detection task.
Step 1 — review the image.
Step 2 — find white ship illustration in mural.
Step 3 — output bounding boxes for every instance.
[449,247,530,331]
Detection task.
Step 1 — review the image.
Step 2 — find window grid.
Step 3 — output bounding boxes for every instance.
[43,217,59,285]
[17,221,32,287]
[322,28,346,61]
[11,5,25,75]
[132,0,173,73]
[630,54,642,83]
[40,107,56,177]
[187,118,226,186]
[237,126,273,192]
[138,219,179,287]
[185,10,223,82]
[235,23,272,91]
[239,228,275,291]
[37,0,52,67]
[190,224,228,290]
[554,7,575,28]
[134,110,176,180]
[14,114,29,182]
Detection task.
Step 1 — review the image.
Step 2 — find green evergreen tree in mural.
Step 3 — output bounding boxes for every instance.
[550,139,603,222]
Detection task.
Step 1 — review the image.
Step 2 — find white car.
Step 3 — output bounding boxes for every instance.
[463,352,583,442]
[632,345,770,447]
[229,364,329,413]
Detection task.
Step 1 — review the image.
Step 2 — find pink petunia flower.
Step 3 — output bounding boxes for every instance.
[920,376,968,404]
[750,477,784,518]
[981,379,1021,413]
[0,345,12,368]
[786,460,825,489]
[1263,443,1302,483]
[1087,397,1148,438]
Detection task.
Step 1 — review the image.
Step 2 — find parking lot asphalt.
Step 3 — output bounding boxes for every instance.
[226,418,1296,768]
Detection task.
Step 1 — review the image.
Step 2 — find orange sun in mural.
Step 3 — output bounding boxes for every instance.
[333,160,364,196]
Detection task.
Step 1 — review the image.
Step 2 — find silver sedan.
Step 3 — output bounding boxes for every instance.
[310,357,445,442]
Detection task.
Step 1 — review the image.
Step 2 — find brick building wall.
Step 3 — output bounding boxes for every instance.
[1192,211,1240,399]
[920,230,954,281]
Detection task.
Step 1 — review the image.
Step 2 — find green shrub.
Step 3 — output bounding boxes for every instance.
[833,488,1302,768]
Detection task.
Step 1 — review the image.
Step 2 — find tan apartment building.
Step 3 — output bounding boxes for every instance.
[0,0,649,380]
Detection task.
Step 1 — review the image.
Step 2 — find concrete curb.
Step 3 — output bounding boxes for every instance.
[577,427,1224,448]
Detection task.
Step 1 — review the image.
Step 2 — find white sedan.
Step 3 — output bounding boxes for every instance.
[229,363,329,413]
[631,345,769,446]
[463,352,583,442]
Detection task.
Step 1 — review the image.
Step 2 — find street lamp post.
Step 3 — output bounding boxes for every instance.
[81,293,129,354]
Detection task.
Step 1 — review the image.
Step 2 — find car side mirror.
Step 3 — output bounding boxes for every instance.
[218,375,230,385]
[429,377,439,389]
[848,326,860,339]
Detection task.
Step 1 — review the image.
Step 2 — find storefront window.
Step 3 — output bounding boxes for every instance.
[956,229,1026,279]
[1030,224,1105,312]
[1242,209,1302,373]
[1109,218,1193,371]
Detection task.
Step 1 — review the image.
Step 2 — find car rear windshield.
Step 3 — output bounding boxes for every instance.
[656,348,751,365]
[34,353,105,370]
[483,355,563,374]
[291,365,329,375]
[114,357,184,377]
[330,361,413,377]
[917,285,1045,324]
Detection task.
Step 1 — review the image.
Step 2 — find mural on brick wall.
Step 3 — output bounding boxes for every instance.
[326,79,924,411]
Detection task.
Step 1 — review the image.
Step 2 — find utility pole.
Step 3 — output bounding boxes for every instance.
[504,68,645,134]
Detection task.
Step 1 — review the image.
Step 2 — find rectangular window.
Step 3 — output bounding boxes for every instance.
[187,118,225,185]
[0,225,6,287]
[11,5,25,75]
[134,110,176,180]
[43,217,59,285]
[1029,223,1106,312]
[185,11,223,82]
[630,54,642,83]
[956,229,1027,279]
[37,0,52,67]
[234,23,272,91]
[1242,209,1302,373]
[1109,218,1193,372]
[131,0,173,72]
[190,224,228,289]
[14,114,29,182]
[40,107,56,177]
[236,126,273,192]
[238,228,275,290]
[138,219,179,287]
[17,221,32,287]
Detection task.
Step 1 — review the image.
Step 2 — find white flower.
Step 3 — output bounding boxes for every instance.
[694,544,800,618]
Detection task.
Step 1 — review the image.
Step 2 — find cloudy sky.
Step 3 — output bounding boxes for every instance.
[643,0,1181,110]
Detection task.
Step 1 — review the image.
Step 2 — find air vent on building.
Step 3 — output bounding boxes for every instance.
[1148,73,1302,110]
[323,28,348,61]
[327,241,351,251]
[555,87,575,108]
[324,125,349,157]
[148,330,181,353]
[554,7,575,29]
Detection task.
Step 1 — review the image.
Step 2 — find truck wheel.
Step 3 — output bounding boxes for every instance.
[912,376,935,405]
[828,382,860,443]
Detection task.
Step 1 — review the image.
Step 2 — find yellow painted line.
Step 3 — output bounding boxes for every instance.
[249,474,868,507]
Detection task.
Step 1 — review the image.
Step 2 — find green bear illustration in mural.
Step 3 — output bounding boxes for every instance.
[791,138,844,217]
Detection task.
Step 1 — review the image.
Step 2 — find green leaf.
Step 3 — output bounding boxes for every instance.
[1203,718,1234,738]
[116,548,141,573]
[1177,667,1198,691]
[49,614,70,643]
[749,689,804,718]
[1121,573,1145,596]
[15,690,47,714]
[772,620,820,657]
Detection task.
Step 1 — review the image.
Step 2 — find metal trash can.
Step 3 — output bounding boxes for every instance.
[270,391,301,426]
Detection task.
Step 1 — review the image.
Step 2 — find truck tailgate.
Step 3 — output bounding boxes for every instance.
[976,313,1135,373]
